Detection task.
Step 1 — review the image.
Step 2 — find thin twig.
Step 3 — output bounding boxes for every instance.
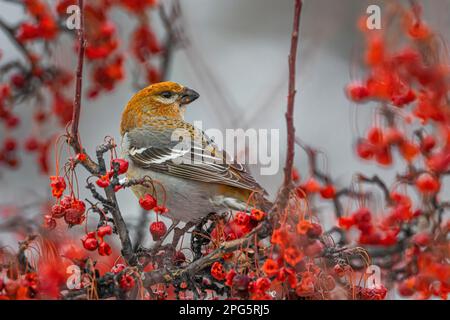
[272,0,303,214]
[70,0,85,152]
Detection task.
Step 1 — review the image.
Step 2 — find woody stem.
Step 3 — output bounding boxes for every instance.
[273,0,303,214]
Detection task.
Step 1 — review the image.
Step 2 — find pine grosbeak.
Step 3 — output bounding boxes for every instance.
[120,81,270,222]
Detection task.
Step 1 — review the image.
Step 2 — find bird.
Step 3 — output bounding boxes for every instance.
[120,81,271,223]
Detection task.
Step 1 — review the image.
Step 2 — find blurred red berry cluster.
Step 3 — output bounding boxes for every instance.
[342,4,449,300]
[0,0,165,175]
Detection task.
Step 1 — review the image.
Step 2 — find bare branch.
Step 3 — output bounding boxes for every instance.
[272,0,303,214]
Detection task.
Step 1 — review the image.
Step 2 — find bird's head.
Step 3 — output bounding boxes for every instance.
[120,81,200,135]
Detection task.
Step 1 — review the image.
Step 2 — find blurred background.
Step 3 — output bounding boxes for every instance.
[0,0,449,255]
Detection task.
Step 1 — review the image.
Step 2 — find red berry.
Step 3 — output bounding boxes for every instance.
[307,223,322,238]
[412,232,431,247]
[420,135,436,153]
[98,241,112,256]
[149,221,167,241]
[43,215,56,230]
[383,128,404,145]
[97,225,113,238]
[3,138,17,152]
[333,264,346,277]
[391,89,416,107]
[111,264,126,274]
[11,73,26,88]
[255,277,271,292]
[426,152,450,173]
[6,157,19,168]
[211,262,226,281]
[24,137,39,152]
[154,206,168,215]
[319,184,336,199]
[250,209,266,221]
[71,199,86,215]
[64,208,84,225]
[76,153,87,162]
[375,146,392,166]
[353,208,372,224]
[232,274,250,292]
[111,158,129,175]
[60,195,74,209]
[172,251,186,265]
[338,216,355,229]
[346,83,369,102]
[119,274,135,291]
[356,139,375,160]
[139,194,157,210]
[51,204,66,219]
[96,174,110,188]
[415,173,440,194]
[100,21,115,37]
[81,233,98,251]
[6,115,20,128]
[303,177,321,193]
[234,212,250,226]
[49,176,66,199]
[291,168,300,182]
[34,110,47,123]
[304,240,324,257]
[398,279,415,297]
[367,127,383,145]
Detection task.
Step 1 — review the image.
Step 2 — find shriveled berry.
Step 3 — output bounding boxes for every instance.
[60,195,74,209]
[64,208,84,225]
[51,204,66,219]
[43,215,56,230]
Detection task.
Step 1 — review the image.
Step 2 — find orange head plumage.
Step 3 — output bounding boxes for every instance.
[120,81,200,135]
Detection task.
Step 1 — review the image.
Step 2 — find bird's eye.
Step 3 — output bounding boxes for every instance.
[160,91,173,99]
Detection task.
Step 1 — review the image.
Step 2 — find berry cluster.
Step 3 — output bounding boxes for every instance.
[0,0,165,175]
[81,225,113,256]
[342,4,449,299]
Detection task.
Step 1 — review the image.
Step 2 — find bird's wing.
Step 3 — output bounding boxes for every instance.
[123,120,266,194]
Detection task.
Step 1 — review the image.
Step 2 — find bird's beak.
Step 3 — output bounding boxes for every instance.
[180,87,200,105]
